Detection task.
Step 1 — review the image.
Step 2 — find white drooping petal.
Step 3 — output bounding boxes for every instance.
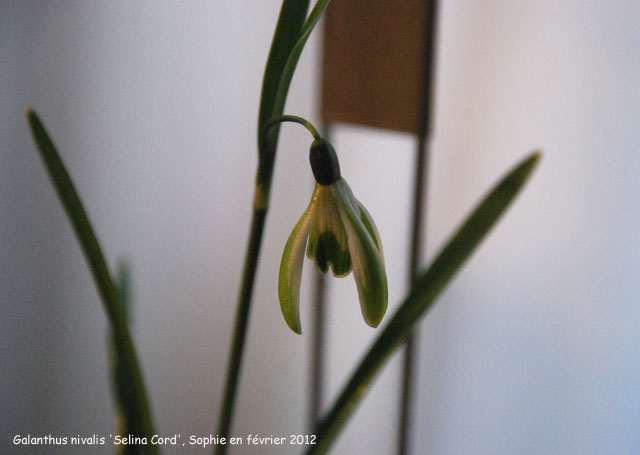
[334,179,388,327]
[356,201,384,262]
[278,199,314,334]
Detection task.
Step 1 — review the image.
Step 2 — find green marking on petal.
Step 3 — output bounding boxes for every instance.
[335,180,388,327]
[278,201,314,334]
[318,231,352,277]
[306,184,352,277]
[313,236,328,273]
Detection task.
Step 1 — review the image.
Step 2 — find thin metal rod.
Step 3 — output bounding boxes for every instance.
[398,0,439,454]
[398,136,430,455]
[310,270,327,430]
[309,125,332,432]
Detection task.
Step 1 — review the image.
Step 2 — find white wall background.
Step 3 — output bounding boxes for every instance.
[2,1,640,454]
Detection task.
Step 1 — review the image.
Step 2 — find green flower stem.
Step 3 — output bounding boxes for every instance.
[215,116,322,454]
[263,115,323,142]
[256,115,324,213]
[215,1,331,451]
[306,152,541,454]
[26,108,157,454]
[215,208,267,455]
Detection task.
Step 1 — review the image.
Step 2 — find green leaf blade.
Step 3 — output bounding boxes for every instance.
[268,0,332,134]
[308,152,541,454]
[110,261,144,455]
[258,0,333,190]
[26,108,157,454]
[258,0,311,140]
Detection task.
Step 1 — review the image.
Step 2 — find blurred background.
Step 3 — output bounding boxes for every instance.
[2,1,640,454]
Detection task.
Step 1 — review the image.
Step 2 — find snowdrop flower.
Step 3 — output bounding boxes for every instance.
[279,138,388,334]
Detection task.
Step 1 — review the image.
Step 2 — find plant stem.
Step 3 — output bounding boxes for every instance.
[215,208,267,455]
[215,114,320,453]
[263,115,322,141]
[214,0,331,448]
[215,114,322,453]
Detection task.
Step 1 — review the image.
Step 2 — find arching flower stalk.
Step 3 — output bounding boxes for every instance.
[278,135,388,334]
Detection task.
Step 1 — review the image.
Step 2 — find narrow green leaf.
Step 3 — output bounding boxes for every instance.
[257,0,333,191]
[265,0,332,140]
[112,262,132,415]
[111,261,143,455]
[115,260,132,320]
[26,108,157,454]
[308,152,541,454]
[258,0,311,136]
[269,0,332,123]
[258,0,309,150]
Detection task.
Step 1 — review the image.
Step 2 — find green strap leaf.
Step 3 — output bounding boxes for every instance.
[111,261,143,455]
[258,0,311,137]
[257,0,333,192]
[269,0,333,125]
[307,152,541,454]
[26,108,157,454]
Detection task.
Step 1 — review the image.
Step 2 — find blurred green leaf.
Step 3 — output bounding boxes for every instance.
[111,261,143,455]
[115,260,132,320]
[26,108,157,454]
[308,152,541,454]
